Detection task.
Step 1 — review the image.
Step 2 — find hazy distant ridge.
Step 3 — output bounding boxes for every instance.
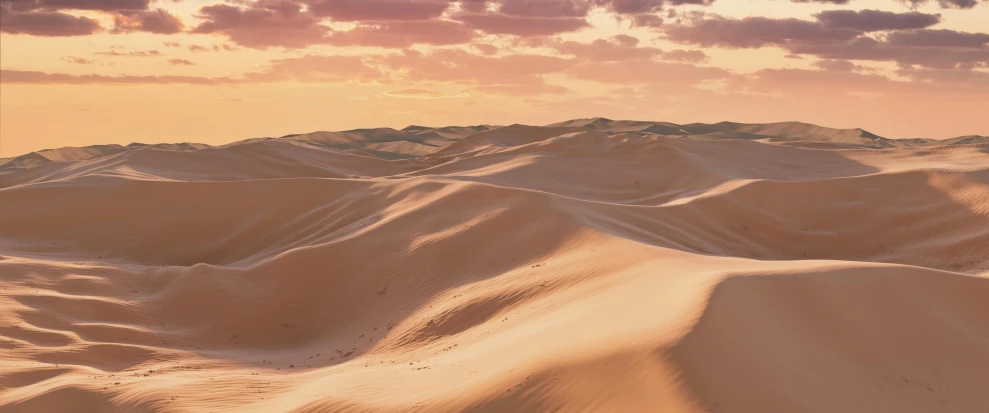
[3,118,986,170]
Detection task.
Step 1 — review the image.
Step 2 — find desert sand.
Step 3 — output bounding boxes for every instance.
[1,119,988,412]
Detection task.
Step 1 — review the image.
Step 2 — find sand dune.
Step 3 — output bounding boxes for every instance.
[3,119,983,173]
[1,120,988,412]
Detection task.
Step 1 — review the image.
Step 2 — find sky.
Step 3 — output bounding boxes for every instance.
[1,0,988,157]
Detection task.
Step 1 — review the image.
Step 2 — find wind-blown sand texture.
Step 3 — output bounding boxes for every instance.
[2,119,988,413]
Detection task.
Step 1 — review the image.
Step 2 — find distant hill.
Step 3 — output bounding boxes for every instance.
[548,118,893,148]
[2,119,984,171]
[279,125,496,159]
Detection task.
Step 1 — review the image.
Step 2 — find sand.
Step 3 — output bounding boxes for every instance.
[1,119,988,412]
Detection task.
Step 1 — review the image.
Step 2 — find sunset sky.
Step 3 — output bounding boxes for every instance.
[1,0,987,156]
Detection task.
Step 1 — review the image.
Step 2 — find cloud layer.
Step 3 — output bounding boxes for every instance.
[2,0,987,138]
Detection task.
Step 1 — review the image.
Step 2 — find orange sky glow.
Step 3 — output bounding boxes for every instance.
[1,0,987,156]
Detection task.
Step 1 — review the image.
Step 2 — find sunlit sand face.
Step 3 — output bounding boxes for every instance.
[1,120,988,412]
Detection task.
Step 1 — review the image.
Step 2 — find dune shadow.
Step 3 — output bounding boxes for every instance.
[0,181,581,375]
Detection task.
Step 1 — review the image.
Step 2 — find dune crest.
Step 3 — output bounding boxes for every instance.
[1,120,988,412]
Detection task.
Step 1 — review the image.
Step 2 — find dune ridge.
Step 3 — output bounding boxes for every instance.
[1,120,988,412]
[3,118,986,172]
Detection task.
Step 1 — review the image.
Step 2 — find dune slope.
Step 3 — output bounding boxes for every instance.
[1,123,988,413]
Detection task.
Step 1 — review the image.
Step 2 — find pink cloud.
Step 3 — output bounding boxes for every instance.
[546,35,708,63]
[455,13,590,36]
[568,59,730,85]
[12,0,151,12]
[306,0,451,20]
[0,6,102,36]
[192,1,330,49]
[0,70,236,84]
[95,49,162,57]
[62,56,95,64]
[245,55,388,82]
[112,8,184,34]
[379,48,575,94]
[548,35,662,61]
[327,20,476,48]
[471,43,498,55]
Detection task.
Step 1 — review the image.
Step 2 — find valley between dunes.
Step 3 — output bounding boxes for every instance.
[1,119,988,413]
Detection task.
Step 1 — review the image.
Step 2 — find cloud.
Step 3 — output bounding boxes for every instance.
[728,65,988,104]
[455,12,590,36]
[245,54,388,82]
[899,0,985,9]
[790,0,850,3]
[63,56,95,64]
[0,5,102,36]
[788,34,989,69]
[664,10,949,50]
[474,83,570,95]
[625,13,663,28]
[0,0,185,37]
[665,14,989,69]
[605,0,667,14]
[95,49,162,57]
[886,29,989,48]
[0,70,236,84]
[548,35,663,61]
[735,66,989,96]
[896,65,989,87]
[386,88,441,96]
[568,59,730,85]
[381,48,573,80]
[2,54,389,85]
[600,0,713,28]
[664,16,860,48]
[111,8,184,34]
[0,0,723,44]
[445,0,719,36]
[471,43,498,55]
[188,43,239,52]
[383,88,465,98]
[813,59,871,72]
[306,0,451,20]
[9,0,151,12]
[379,48,575,94]
[612,33,639,47]
[599,0,714,14]
[497,0,592,17]
[738,67,910,94]
[815,9,941,31]
[6,0,985,105]
[659,49,708,63]
[544,35,709,63]
[192,1,330,49]
[327,20,477,48]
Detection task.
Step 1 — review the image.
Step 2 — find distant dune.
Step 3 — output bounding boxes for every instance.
[3,119,985,171]
[1,119,988,413]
